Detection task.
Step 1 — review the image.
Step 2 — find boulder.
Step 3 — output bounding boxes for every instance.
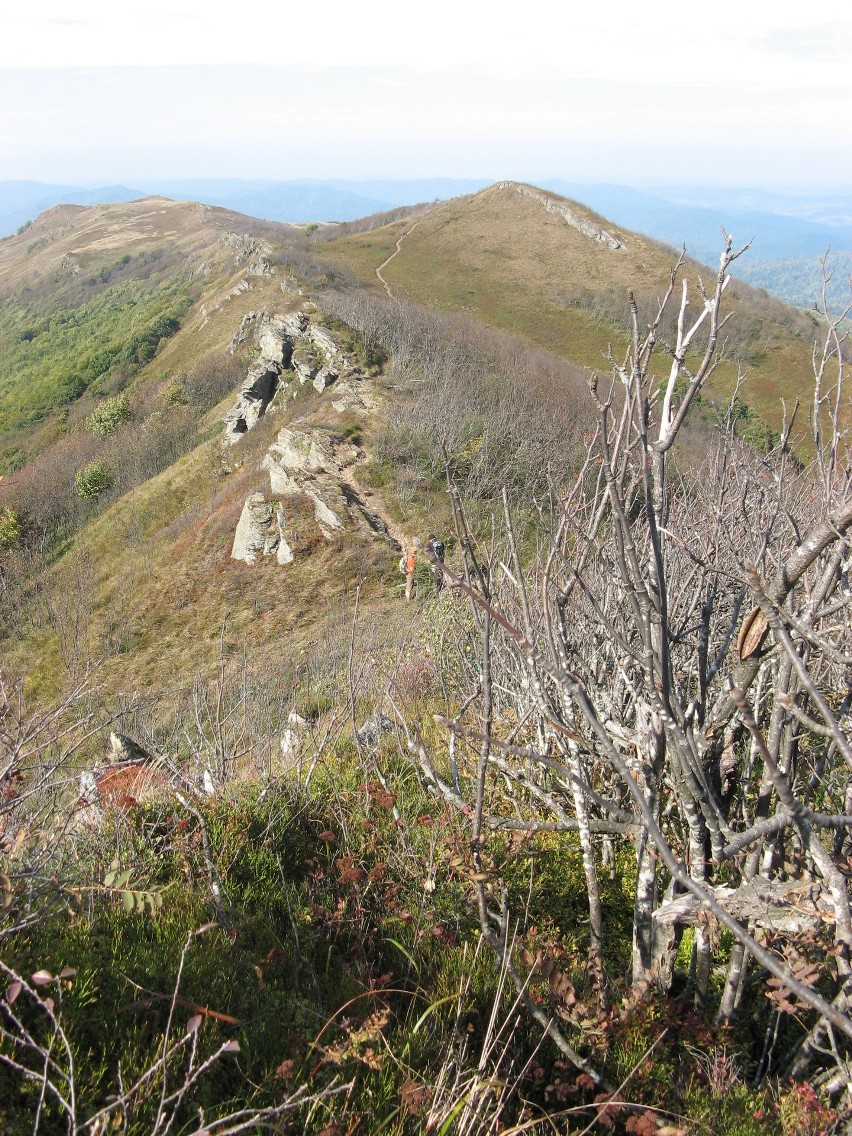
[264,461,301,496]
[307,324,342,360]
[276,515,295,565]
[232,493,276,564]
[281,712,310,765]
[262,427,359,503]
[232,493,294,565]
[109,731,152,762]
[356,714,394,749]
[257,312,306,363]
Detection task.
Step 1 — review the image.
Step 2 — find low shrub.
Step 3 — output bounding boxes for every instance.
[74,459,114,500]
[87,393,131,437]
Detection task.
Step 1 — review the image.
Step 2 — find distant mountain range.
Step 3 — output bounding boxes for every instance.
[2,178,850,309]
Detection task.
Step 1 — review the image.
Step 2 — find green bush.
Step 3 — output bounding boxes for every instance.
[0,507,22,552]
[74,460,114,500]
[87,393,131,437]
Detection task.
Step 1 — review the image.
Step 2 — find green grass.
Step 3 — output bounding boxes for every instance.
[0,761,805,1134]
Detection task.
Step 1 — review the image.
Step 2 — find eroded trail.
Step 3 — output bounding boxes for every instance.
[374,212,430,298]
[348,448,408,551]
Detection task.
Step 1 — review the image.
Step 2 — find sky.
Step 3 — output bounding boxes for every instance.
[1,0,851,188]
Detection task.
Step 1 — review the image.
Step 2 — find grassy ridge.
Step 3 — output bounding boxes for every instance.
[0,190,847,1133]
[322,183,828,438]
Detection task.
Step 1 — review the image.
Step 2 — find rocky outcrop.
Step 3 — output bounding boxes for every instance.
[231,493,294,565]
[223,309,365,444]
[331,379,377,416]
[109,732,152,763]
[247,422,397,548]
[262,426,367,536]
[495,182,624,250]
[226,306,400,565]
[220,232,275,268]
[290,323,347,393]
[265,427,357,484]
[223,361,282,441]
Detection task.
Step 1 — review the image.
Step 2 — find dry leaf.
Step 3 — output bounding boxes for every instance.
[737,607,769,660]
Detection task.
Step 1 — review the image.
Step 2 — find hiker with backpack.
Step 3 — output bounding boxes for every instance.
[427,533,445,594]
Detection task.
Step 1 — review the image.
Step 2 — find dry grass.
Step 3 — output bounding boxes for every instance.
[0,197,299,299]
[5,360,406,711]
[0,184,832,709]
[322,182,825,436]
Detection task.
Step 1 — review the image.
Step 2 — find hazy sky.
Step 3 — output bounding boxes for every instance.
[2,0,850,186]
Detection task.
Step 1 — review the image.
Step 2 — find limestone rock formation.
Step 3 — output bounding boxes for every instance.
[331,379,377,416]
[231,493,294,565]
[226,306,398,565]
[223,309,362,443]
[223,360,282,442]
[262,426,364,535]
[265,427,356,484]
[495,182,624,250]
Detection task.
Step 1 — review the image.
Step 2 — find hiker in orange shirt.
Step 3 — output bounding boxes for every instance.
[399,546,416,600]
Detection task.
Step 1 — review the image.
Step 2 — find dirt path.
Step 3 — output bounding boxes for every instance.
[360,484,407,549]
[374,212,430,298]
[347,447,408,552]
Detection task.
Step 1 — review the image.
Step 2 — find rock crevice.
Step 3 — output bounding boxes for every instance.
[223,309,365,445]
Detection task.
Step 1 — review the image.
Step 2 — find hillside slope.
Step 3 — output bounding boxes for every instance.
[0,197,433,706]
[0,182,837,704]
[2,189,852,1134]
[321,181,827,432]
[0,196,333,469]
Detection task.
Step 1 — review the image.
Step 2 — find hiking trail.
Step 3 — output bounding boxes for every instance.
[374,211,430,298]
[348,449,408,551]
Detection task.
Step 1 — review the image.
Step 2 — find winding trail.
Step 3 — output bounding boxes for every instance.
[344,443,408,553]
[374,211,430,298]
[357,480,407,550]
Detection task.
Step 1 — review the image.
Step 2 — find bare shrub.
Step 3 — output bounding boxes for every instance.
[323,289,595,502]
[407,244,852,1092]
